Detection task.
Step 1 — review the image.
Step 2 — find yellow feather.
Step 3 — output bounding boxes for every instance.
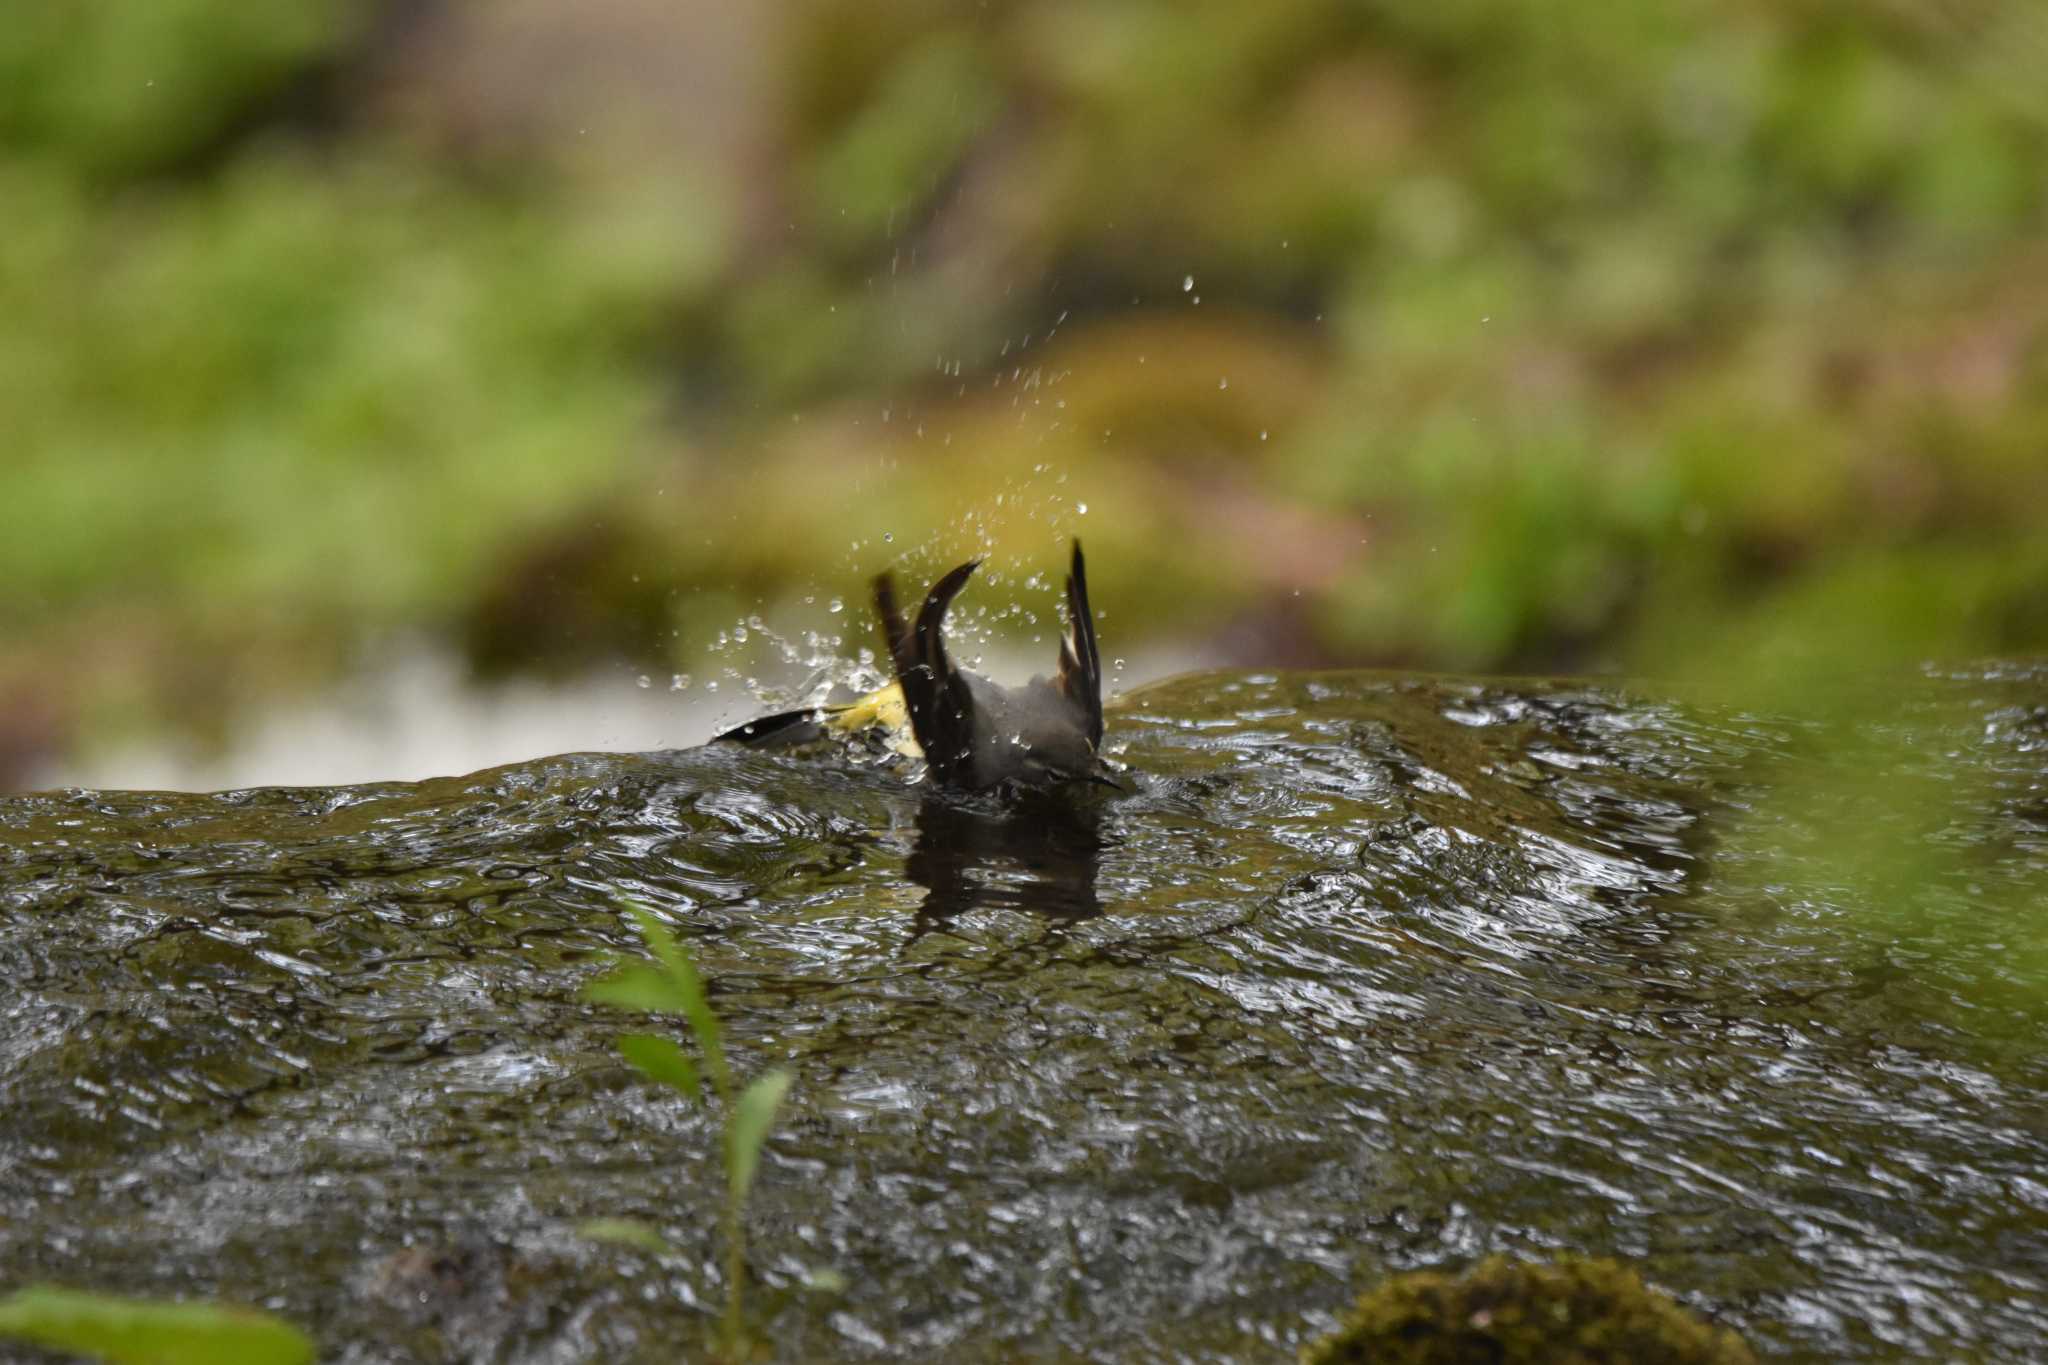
[823,682,923,757]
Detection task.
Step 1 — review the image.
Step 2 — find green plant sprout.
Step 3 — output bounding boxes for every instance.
[579,904,793,1360]
[0,1287,314,1365]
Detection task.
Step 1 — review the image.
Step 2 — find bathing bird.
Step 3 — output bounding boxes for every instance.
[716,541,1113,791]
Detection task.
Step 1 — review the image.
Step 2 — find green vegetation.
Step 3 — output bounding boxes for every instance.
[0,1286,313,1365]
[1300,1255,1756,1365]
[3,0,2045,775]
[580,905,794,1360]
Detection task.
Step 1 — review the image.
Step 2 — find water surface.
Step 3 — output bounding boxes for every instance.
[3,667,2045,1362]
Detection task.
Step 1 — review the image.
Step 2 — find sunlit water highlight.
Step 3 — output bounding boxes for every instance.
[3,667,2045,1362]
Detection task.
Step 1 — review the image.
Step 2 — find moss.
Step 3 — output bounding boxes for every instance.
[1300,1256,1756,1365]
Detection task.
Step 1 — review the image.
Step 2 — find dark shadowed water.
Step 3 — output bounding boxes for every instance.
[3,668,2046,1363]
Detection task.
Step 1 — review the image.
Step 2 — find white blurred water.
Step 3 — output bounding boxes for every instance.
[33,641,1213,792]
[34,648,717,792]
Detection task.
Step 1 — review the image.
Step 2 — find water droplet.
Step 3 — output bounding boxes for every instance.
[635,675,651,689]
[1218,377,1229,390]
[706,680,719,692]
[1114,658,1126,670]
[1182,275,1195,292]
[883,531,894,543]
[1077,502,1089,515]
[1260,430,1269,441]
[670,674,691,691]
[828,598,844,614]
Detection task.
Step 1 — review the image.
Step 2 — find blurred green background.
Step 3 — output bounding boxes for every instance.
[5,0,2047,787]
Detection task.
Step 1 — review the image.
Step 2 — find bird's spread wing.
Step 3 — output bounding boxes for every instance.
[1053,540,1104,748]
[875,559,982,784]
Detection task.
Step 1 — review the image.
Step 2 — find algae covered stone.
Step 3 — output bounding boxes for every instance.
[1301,1255,1755,1365]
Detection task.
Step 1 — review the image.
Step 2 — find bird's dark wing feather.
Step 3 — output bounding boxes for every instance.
[712,706,828,746]
[1053,540,1104,747]
[875,559,982,785]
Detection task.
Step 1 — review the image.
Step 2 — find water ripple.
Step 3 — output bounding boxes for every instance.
[2,666,2045,1361]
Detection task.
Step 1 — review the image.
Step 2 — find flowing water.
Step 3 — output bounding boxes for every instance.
[2,667,2045,1363]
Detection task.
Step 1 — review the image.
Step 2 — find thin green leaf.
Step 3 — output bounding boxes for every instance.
[0,1287,314,1365]
[577,1219,678,1257]
[582,962,692,1015]
[626,905,729,1095]
[618,1032,701,1101]
[726,1069,792,1206]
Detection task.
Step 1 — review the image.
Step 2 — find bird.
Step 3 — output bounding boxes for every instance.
[716,541,1115,791]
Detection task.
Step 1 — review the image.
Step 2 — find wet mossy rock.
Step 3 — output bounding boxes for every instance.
[1301,1256,1756,1365]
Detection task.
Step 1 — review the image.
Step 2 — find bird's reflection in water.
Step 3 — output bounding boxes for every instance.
[905,789,1106,922]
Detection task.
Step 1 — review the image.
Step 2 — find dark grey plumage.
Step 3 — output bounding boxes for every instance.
[874,541,1108,791]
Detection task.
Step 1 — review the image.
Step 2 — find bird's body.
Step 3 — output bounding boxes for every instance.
[717,541,1111,791]
[941,667,1099,787]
